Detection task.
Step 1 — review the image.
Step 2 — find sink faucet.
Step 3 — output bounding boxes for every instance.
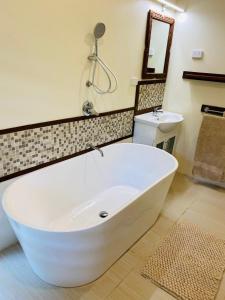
[87,143,104,157]
[153,107,163,117]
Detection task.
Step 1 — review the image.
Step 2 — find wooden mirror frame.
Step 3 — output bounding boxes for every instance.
[142,10,175,79]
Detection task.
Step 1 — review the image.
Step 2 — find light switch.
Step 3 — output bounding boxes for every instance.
[192,49,204,59]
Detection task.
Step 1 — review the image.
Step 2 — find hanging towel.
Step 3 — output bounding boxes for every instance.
[193,114,225,182]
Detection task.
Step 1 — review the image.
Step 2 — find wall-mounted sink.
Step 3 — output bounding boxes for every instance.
[134,111,184,133]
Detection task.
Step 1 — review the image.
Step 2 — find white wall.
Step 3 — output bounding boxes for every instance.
[0,0,167,130]
[164,0,225,175]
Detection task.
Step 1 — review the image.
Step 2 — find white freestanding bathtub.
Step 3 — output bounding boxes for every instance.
[3,143,178,287]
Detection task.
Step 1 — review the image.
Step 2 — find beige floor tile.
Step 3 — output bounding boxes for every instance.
[109,250,143,279]
[162,177,199,221]
[80,291,102,300]
[108,270,157,300]
[215,273,225,300]
[162,194,195,221]
[82,270,121,299]
[130,230,161,260]
[149,288,177,300]
[150,215,174,237]
[106,287,133,300]
[81,251,143,299]
[200,195,225,211]
[179,209,225,239]
[190,199,225,226]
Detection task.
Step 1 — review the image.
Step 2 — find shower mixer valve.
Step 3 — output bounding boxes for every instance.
[82,101,99,116]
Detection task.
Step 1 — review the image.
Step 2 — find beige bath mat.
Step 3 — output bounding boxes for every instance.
[141,223,225,300]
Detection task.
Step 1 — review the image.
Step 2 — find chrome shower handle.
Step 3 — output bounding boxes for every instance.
[82,101,99,117]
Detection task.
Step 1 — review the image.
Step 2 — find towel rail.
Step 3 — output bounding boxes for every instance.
[201,105,225,117]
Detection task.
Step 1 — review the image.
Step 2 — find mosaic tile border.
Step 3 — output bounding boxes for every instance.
[0,108,134,182]
[135,80,166,115]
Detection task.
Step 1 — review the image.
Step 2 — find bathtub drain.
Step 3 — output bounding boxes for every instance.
[99,211,109,218]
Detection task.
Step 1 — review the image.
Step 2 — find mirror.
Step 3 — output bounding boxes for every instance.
[142,11,175,79]
[148,20,170,73]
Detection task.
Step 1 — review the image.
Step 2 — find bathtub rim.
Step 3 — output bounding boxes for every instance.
[2,143,178,234]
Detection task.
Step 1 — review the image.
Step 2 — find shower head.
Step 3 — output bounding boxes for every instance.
[94,23,106,39]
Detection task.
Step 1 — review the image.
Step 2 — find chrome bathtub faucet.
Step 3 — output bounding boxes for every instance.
[87,143,104,157]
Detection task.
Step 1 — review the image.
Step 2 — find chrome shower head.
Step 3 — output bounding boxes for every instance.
[94,23,106,39]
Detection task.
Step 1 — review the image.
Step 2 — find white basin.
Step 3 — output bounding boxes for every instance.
[134,111,184,133]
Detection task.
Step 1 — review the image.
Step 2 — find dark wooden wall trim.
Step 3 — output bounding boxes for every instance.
[137,79,166,85]
[134,84,141,114]
[0,135,133,183]
[183,71,225,83]
[0,107,135,135]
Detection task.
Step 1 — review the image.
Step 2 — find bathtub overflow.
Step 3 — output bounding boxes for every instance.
[99,211,109,218]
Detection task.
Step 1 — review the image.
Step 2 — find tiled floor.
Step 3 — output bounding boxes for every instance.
[1,173,225,300]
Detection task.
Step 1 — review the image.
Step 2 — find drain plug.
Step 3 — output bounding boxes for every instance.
[99,211,109,218]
